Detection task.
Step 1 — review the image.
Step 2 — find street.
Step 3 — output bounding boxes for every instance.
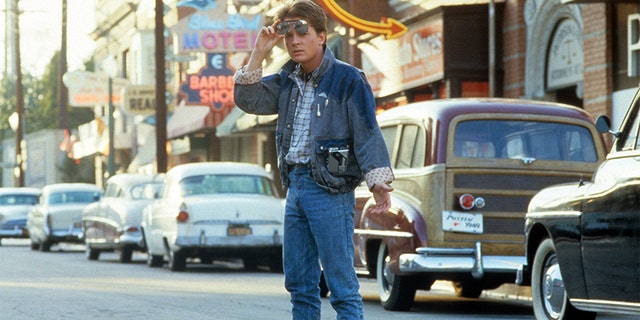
[0,239,635,320]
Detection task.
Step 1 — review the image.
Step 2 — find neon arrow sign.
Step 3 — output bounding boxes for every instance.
[317,0,407,39]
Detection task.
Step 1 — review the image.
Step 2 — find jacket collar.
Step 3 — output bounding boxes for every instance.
[282,46,336,83]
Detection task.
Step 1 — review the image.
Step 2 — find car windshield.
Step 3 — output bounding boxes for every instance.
[131,182,163,200]
[47,191,100,205]
[177,174,275,197]
[454,120,598,162]
[0,194,38,205]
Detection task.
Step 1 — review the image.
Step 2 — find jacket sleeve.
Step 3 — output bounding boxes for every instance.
[233,69,282,115]
[347,71,394,180]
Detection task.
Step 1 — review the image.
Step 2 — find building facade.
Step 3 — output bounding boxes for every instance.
[76,0,638,191]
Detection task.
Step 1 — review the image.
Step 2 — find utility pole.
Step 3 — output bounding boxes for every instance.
[154,0,167,173]
[3,0,10,79]
[488,0,495,98]
[58,0,68,130]
[13,0,24,187]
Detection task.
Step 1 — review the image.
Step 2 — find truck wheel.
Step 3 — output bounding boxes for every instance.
[243,258,259,270]
[168,247,186,271]
[377,242,416,311]
[532,238,595,320]
[86,245,100,260]
[147,254,164,267]
[268,253,283,273]
[40,240,52,252]
[117,247,133,263]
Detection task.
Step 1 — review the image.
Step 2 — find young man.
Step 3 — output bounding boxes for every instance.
[233,1,393,319]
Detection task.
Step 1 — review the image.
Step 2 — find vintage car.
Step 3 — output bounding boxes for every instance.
[141,162,285,272]
[82,173,164,262]
[353,98,607,310]
[27,183,102,252]
[0,187,40,244]
[517,90,640,319]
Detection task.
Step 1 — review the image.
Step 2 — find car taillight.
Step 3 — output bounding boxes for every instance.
[459,194,475,210]
[458,193,485,210]
[177,211,189,222]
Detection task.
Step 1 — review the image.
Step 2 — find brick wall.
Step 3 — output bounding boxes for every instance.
[582,3,613,117]
[502,0,527,98]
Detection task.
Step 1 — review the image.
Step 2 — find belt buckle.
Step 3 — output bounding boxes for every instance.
[291,163,308,170]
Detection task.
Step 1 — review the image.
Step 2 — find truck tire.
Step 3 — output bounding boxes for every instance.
[377,242,416,311]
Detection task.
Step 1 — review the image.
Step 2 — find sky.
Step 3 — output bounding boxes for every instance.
[1,0,96,78]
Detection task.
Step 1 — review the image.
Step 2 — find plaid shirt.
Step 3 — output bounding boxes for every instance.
[284,66,315,165]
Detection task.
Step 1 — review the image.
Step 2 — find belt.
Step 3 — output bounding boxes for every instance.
[289,163,309,170]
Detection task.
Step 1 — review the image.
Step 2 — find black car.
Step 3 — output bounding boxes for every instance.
[517,89,640,320]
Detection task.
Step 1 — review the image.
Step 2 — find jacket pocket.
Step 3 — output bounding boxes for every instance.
[312,139,360,193]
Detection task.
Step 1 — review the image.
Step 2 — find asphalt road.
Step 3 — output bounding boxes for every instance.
[0,239,636,320]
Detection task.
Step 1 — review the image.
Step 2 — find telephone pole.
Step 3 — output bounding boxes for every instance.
[58,0,68,130]
[13,0,24,187]
[154,0,167,173]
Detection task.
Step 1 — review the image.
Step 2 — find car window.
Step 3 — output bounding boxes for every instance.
[0,194,38,205]
[454,120,598,162]
[104,183,118,198]
[620,101,640,151]
[47,191,100,204]
[131,182,163,200]
[178,174,275,196]
[380,125,397,160]
[396,124,425,169]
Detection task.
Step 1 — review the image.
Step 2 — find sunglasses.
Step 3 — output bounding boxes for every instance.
[276,19,309,36]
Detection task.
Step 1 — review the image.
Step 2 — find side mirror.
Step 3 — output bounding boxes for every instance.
[595,115,620,137]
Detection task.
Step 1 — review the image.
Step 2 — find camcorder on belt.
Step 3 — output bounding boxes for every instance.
[327,147,349,175]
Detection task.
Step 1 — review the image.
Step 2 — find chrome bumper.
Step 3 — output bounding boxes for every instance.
[398,242,525,279]
[0,220,28,237]
[119,231,142,246]
[0,226,28,237]
[175,229,283,248]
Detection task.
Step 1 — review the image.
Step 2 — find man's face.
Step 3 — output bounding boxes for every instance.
[279,17,326,72]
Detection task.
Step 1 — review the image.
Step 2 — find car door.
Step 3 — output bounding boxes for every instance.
[580,96,640,303]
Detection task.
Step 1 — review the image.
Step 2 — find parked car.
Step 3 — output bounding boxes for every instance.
[141,162,285,272]
[27,183,102,252]
[353,98,607,310]
[82,173,163,262]
[517,90,640,319]
[0,187,40,244]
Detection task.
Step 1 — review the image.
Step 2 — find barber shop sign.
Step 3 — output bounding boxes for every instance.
[179,53,235,124]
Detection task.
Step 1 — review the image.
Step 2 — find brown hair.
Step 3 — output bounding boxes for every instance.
[277,0,327,35]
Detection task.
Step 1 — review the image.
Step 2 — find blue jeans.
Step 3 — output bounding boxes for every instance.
[284,167,363,320]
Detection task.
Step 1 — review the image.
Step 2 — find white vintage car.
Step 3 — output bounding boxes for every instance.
[141,162,285,272]
[27,183,102,252]
[0,187,40,244]
[82,173,164,262]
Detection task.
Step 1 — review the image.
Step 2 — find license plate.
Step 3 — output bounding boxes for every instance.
[442,211,483,234]
[228,224,252,236]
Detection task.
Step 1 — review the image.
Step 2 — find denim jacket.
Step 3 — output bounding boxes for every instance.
[234,48,391,193]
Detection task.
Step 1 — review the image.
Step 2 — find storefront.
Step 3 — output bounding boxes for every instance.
[527,0,639,128]
[524,0,584,106]
[358,4,504,109]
